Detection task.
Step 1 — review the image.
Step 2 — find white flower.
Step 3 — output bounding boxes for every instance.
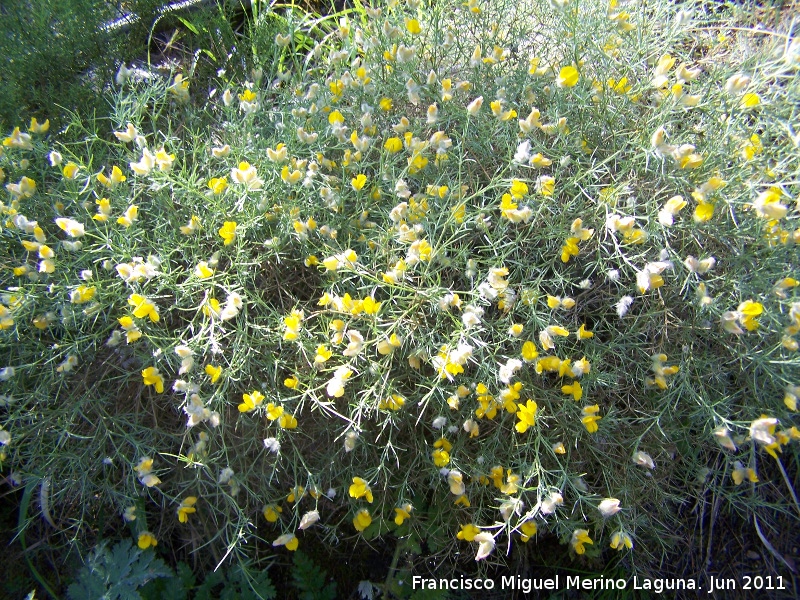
[219,467,235,484]
[344,430,358,452]
[184,394,211,427]
[0,367,16,381]
[461,305,484,328]
[616,295,634,318]
[432,416,447,430]
[130,148,156,175]
[498,358,522,384]
[212,144,231,158]
[540,491,563,515]
[713,426,736,451]
[466,96,484,116]
[343,330,364,357]
[113,123,139,144]
[447,470,465,495]
[632,451,655,469]
[499,497,524,522]
[263,437,281,453]
[684,256,716,274]
[513,140,532,164]
[598,498,622,517]
[724,73,751,95]
[749,417,778,446]
[115,63,132,85]
[55,217,85,238]
[298,510,320,530]
[474,532,495,561]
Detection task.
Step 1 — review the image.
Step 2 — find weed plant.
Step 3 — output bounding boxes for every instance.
[1,0,799,592]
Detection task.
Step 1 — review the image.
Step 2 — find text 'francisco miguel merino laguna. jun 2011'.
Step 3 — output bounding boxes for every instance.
[411,574,790,594]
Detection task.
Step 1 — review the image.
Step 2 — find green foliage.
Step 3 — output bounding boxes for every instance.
[67,544,276,600]
[139,562,195,600]
[1,0,799,594]
[291,551,337,600]
[193,564,276,600]
[0,0,122,129]
[65,540,173,600]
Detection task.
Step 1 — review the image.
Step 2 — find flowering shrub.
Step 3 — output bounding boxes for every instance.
[1,0,798,583]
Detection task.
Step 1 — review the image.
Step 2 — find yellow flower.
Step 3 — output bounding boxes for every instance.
[521,341,539,362]
[137,532,158,550]
[394,504,413,526]
[362,296,381,315]
[267,402,283,421]
[284,375,299,389]
[509,179,528,200]
[466,96,483,116]
[536,175,555,196]
[556,66,580,88]
[29,117,50,133]
[141,367,164,393]
[378,394,406,411]
[384,137,403,153]
[693,201,714,222]
[353,509,372,532]
[177,496,197,523]
[732,461,758,485]
[263,504,283,522]
[135,457,161,486]
[179,215,201,234]
[205,364,222,383]
[70,285,96,304]
[218,221,237,245]
[515,399,538,433]
[576,324,593,339]
[738,299,763,331]
[457,524,480,542]
[351,173,367,190]
[405,18,421,34]
[118,316,142,343]
[128,294,159,322]
[208,177,228,194]
[741,93,761,108]
[283,308,304,340]
[581,404,601,433]
[279,413,298,429]
[379,98,393,111]
[519,521,538,542]
[195,261,214,279]
[377,333,402,355]
[314,344,333,365]
[239,390,265,413]
[117,205,139,227]
[562,381,583,401]
[93,198,112,222]
[432,448,450,467]
[287,486,305,504]
[202,298,222,319]
[62,162,80,179]
[273,533,299,551]
[610,531,633,551]
[98,165,126,187]
[349,477,374,503]
[571,529,593,554]
[328,110,345,125]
